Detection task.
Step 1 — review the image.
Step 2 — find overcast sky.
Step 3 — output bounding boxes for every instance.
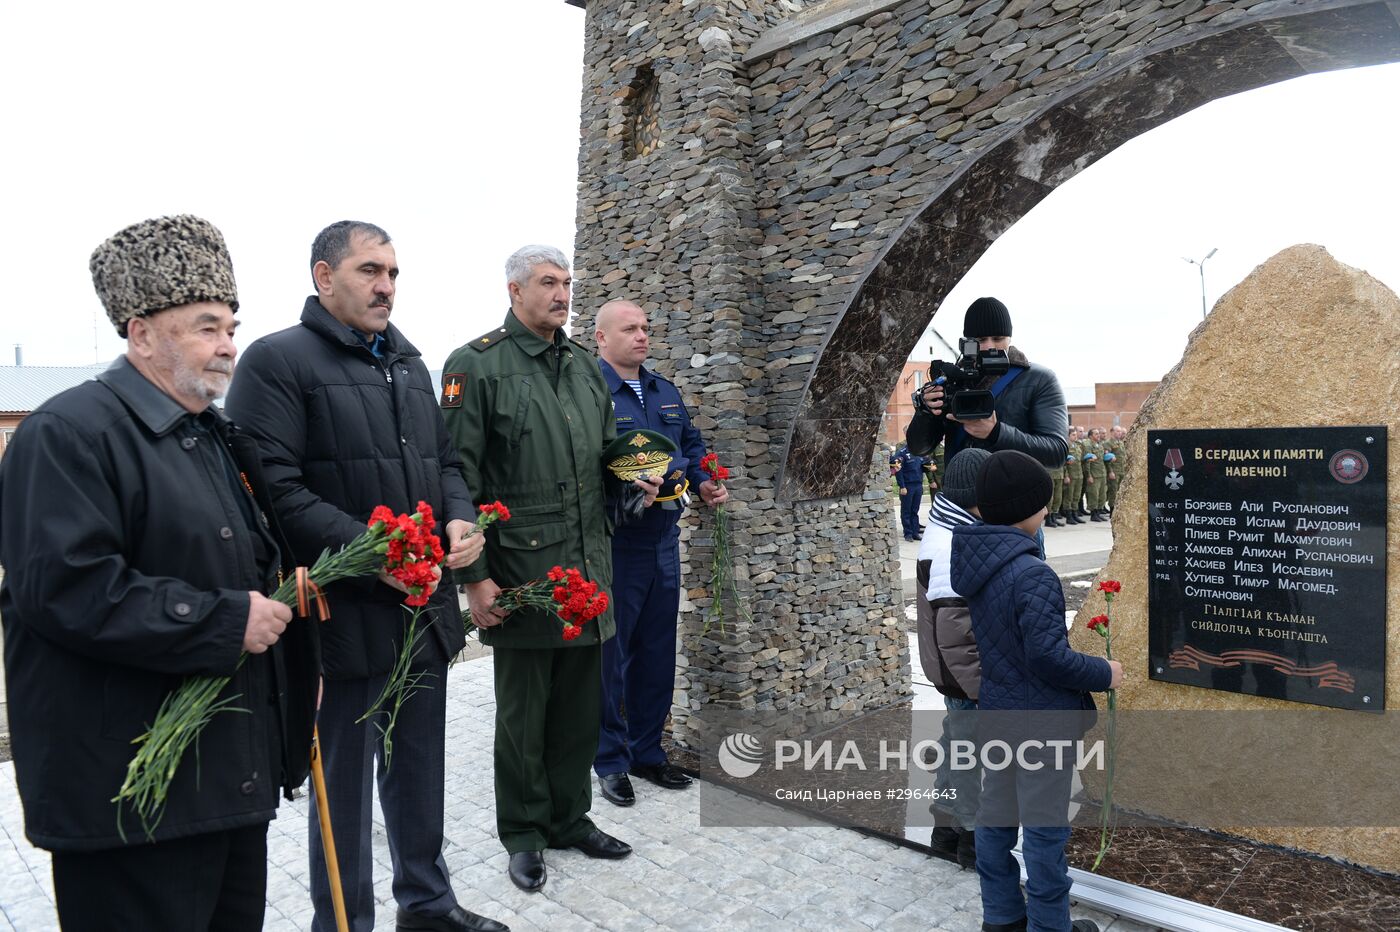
[4,3,1397,392]
[927,60,1400,387]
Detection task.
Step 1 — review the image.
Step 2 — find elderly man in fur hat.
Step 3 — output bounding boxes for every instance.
[0,215,320,930]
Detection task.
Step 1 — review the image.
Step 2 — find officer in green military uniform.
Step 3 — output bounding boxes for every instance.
[441,245,660,894]
[1084,426,1110,521]
[1060,426,1085,525]
[1105,424,1127,513]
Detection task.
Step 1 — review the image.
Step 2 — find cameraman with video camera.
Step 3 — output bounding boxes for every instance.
[907,295,1068,483]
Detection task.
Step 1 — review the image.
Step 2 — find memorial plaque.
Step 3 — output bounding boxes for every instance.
[1148,426,1387,712]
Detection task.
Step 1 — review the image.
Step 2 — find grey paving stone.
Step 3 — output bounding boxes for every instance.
[0,656,1163,930]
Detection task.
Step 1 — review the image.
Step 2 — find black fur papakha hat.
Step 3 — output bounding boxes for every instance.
[90,215,239,336]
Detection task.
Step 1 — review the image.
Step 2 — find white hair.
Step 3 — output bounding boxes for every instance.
[505,245,570,287]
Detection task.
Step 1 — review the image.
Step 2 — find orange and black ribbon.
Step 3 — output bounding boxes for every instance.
[295,566,331,622]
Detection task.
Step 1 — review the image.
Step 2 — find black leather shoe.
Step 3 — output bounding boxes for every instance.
[598,772,635,807]
[570,828,632,859]
[1071,922,1100,932]
[631,762,693,789]
[508,851,546,892]
[1067,513,1085,525]
[396,906,510,932]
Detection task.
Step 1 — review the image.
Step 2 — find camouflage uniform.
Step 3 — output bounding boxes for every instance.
[1061,434,1084,524]
[1105,434,1126,511]
[1084,431,1109,518]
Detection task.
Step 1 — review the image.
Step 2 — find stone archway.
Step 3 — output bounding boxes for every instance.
[571,0,1400,733]
[772,1,1400,501]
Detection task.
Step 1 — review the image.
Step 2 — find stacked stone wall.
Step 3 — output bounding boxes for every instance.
[572,0,1400,744]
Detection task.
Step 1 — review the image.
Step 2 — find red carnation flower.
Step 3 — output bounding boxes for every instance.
[1098,580,1121,594]
[478,501,511,522]
[1087,614,1110,632]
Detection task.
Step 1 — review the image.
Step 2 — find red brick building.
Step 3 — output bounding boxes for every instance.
[1069,381,1158,430]
[882,372,1157,444]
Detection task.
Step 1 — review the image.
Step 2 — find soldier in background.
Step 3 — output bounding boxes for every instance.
[922,442,944,497]
[1084,427,1110,521]
[1105,425,1127,514]
[1060,426,1085,525]
[1046,445,1064,528]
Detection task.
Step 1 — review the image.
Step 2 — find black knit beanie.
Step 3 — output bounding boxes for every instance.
[976,450,1052,526]
[963,297,1012,339]
[942,448,991,510]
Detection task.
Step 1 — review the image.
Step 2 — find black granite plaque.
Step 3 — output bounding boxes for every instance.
[1147,426,1387,712]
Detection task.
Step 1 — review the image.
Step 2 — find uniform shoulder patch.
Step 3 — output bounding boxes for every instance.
[469,327,510,352]
[440,373,465,408]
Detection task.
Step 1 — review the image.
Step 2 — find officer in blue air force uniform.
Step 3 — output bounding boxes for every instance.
[592,299,729,807]
[891,444,927,541]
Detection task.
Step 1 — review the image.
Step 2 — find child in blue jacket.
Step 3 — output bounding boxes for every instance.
[951,450,1122,932]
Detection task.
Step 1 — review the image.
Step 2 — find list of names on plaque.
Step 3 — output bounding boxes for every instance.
[1147,426,1387,712]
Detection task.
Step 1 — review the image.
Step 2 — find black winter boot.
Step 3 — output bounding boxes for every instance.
[956,828,977,869]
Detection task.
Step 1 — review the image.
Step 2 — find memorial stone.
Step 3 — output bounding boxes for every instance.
[1072,243,1400,872]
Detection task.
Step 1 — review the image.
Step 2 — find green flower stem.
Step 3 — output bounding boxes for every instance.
[703,490,750,635]
[114,524,391,841]
[357,608,433,771]
[1091,607,1117,873]
[461,581,563,640]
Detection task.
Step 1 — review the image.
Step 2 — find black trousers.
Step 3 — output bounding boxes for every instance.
[309,659,455,932]
[51,822,268,932]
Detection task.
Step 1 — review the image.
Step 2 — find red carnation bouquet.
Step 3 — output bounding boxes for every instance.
[1087,579,1120,871]
[372,501,445,606]
[699,452,748,633]
[116,502,410,840]
[462,564,609,641]
[358,502,449,768]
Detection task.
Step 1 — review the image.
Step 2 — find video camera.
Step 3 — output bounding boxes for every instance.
[913,337,1011,421]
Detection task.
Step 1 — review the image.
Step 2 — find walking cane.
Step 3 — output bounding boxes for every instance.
[310,725,350,932]
[292,569,349,932]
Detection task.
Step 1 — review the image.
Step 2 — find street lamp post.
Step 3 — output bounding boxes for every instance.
[1183,248,1218,319]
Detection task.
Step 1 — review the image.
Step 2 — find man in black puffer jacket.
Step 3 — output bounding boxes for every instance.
[225,221,506,932]
[907,297,1068,470]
